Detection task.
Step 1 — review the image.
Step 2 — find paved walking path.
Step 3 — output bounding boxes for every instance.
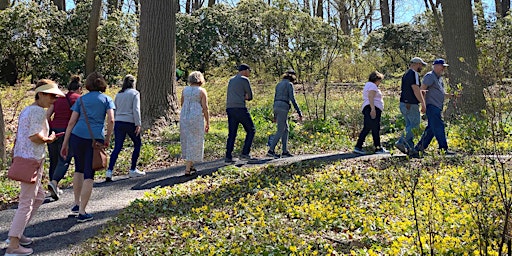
[0,152,391,255]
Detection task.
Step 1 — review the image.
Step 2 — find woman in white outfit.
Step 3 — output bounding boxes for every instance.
[179,71,210,175]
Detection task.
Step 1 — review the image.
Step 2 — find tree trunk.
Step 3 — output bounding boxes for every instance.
[380,0,390,26]
[391,0,395,23]
[138,0,178,129]
[502,0,510,17]
[495,0,503,16]
[186,0,191,13]
[52,0,65,10]
[440,0,486,117]
[107,0,119,15]
[85,0,102,75]
[0,98,5,169]
[339,2,350,34]
[208,0,215,7]
[0,0,9,10]
[316,0,323,18]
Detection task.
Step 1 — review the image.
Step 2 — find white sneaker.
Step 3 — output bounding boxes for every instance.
[375,147,389,154]
[129,169,146,178]
[105,170,113,182]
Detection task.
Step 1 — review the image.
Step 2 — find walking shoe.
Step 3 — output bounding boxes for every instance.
[239,154,252,160]
[353,147,366,155]
[105,169,113,182]
[375,147,389,154]
[4,245,33,256]
[5,236,33,246]
[281,151,293,157]
[440,149,456,156]
[47,182,59,201]
[129,169,146,178]
[408,149,422,158]
[71,205,79,214]
[77,213,93,223]
[266,150,280,158]
[225,157,237,163]
[394,141,407,154]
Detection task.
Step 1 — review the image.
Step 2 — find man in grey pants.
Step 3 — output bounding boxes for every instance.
[267,69,303,158]
[225,64,256,163]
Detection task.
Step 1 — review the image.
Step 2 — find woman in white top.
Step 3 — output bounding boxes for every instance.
[180,71,210,175]
[6,80,64,256]
[353,71,388,154]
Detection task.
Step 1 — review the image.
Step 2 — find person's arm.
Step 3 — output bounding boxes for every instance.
[46,104,55,123]
[60,111,79,158]
[200,88,210,133]
[244,80,253,101]
[288,83,302,120]
[368,90,377,119]
[133,92,142,136]
[180,90,185,106]
[105,109,114,147]
[419,84,428,113]
[29,131,56,144]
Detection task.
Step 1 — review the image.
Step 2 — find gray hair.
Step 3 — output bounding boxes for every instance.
[188,71,205,85]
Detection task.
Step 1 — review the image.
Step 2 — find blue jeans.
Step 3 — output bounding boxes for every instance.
[108,121,141,171]
[225,108,256,158]
[70,134,104,180]
[355,105,382,148]
[398,102,421,150]
[47,128,72,183]
[415,104,448,151]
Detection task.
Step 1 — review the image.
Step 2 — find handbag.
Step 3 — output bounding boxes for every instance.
[80,99,108,171]
[8,157,42,183]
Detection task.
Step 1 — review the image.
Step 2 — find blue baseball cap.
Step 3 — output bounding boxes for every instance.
[433,58,449,67]
[238,64,251,71]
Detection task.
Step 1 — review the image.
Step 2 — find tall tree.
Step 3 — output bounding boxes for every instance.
[495,0,511,17]
[316,0,323,18]
[0,0,9,10]
[138,0,178,128]
[380,0,390,26]
[52,0,65,10]
[85,0,102,75]
[440,0,486,116]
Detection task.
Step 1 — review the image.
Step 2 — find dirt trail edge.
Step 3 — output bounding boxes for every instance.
[0,152,392,255]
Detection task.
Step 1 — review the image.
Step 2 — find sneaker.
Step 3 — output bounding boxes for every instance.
[395,141,407,154]
[4,245,33,256]
[129,169,146,178]
[225,157,237,163]
[440,149,456,156]
[266,150,280,158]
[71,205,79,214]
[47,182,59,201]
[408,149,422,158]
[375,147,389,154]
[105,170,113,182]
[5,236,33,246]
[281,151,293,157]
[77,213,93,223]
[353,147,366,155]
[239,154,252,160]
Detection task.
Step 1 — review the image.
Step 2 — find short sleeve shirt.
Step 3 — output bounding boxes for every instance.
[362,81,384,111]
[71,91,115,139]
[422,71,446,109]
[400,69,420,104]
[13,105,48,160]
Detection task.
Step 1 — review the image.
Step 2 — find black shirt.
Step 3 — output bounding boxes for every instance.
[399,69,420,104]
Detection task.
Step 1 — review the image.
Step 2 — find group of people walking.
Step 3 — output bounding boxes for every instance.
[5,72,144,256]
[5,59,456,255]
[354,57,456,156]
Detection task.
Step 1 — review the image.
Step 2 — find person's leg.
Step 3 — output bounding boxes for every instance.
[426,105,448,150]
[125,122,142,171]
[225,108,239,159]
[355,106,372,149]
[108,121,127,171]
[406,104,421,149]
[79,138,101,215]
[371,108,382,148]
[47,128,64,180]
[70,134,85,207]
[415,107,436,152]
[269,109,288,152]
[239,108,256,156]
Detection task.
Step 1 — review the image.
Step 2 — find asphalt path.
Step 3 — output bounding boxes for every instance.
[0,151,392,255]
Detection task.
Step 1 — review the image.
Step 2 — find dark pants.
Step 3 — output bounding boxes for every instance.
[47,128,72,182]
[108,121,141,171]
[355,105,382,148]
[70,134,103,180]
[225,108,256,158]
[415,104,448,151]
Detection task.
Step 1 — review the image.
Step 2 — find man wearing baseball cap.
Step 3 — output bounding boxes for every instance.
[395,57,427,154]
[412,58,456,156]
[225,63,256,163]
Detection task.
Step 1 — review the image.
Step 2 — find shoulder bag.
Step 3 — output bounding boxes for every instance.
[8,124,43,183]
